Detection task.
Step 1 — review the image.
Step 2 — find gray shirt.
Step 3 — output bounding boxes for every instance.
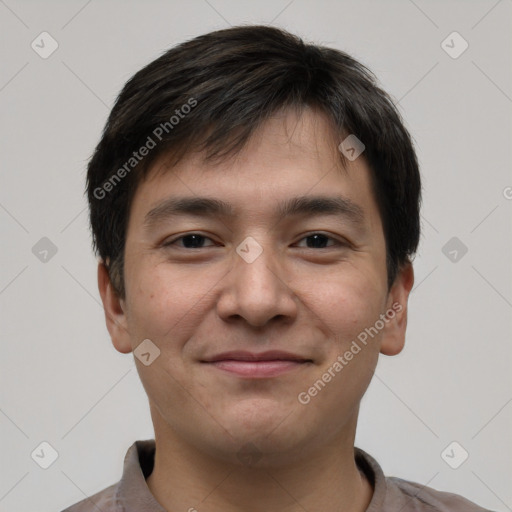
[61,439,492,511]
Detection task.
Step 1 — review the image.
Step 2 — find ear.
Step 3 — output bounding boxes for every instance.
[379,261,414,356]
[97,261,133,354]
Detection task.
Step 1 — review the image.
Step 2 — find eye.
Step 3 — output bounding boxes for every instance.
[163,232,347,250]
[295,233,346,249]
[163,233,217,249]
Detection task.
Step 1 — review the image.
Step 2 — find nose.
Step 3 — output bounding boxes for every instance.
[216,239,298,328]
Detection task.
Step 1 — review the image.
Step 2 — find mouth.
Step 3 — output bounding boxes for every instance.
[201,351,313,378]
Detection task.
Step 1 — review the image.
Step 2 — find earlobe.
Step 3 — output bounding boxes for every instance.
[380,261,415,356]
[97,261,133,354]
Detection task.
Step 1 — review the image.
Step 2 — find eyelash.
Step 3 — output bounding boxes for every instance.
[163,232,348,249]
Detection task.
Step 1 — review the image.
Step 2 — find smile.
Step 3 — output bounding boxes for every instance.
[201,351,313,378]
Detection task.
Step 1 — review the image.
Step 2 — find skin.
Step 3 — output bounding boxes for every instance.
[98,106,414,512]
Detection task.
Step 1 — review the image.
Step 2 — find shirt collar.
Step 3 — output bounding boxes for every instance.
[116,439,387,511]
[116,439,166,512]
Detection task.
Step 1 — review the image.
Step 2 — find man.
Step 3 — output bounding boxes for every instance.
[62,25,491,512]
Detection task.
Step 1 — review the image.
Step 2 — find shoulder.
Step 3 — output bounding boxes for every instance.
[386,476,494,511]
[60,483,118,512]
[354,447,493,512]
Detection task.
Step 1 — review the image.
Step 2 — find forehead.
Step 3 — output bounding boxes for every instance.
[127,107,383,236]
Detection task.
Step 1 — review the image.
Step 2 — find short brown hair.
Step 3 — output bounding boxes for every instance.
[86,25,422,299]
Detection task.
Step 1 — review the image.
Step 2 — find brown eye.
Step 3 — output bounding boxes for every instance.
[164,233,216,249]
[296,233,345,249]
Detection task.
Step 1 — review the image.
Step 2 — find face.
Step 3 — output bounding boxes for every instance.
[99,107,414,467]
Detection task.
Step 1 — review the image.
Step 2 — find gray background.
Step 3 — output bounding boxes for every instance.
[0,1,511,511]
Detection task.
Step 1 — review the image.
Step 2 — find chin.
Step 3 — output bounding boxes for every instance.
[223,397,297,433]
[201,402,313,465]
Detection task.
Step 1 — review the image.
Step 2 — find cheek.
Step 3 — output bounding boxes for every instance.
[301,267,385,342]
[125,261,215,345]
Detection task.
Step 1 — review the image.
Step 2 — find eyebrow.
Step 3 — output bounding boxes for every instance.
[143,195,366,230]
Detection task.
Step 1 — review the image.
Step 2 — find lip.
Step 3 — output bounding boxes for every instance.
[201,351,313,378]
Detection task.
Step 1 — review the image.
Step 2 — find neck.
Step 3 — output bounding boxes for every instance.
[146,410,373,512]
